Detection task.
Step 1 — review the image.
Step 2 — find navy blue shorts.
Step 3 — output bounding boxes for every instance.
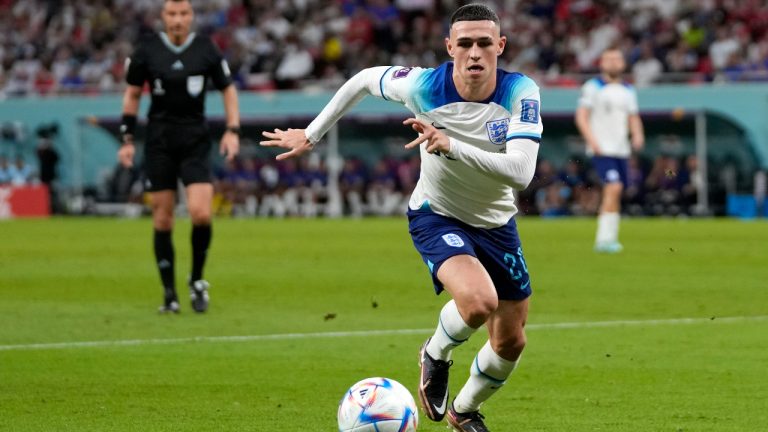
[592,156,628,186]
[407,207,532,301]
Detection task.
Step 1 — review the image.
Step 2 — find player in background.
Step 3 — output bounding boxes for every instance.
[261,5,540,431]
[118,0,240,313]
[575,48,645,253]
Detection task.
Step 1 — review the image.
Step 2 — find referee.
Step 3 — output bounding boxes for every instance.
[118,0,240,313]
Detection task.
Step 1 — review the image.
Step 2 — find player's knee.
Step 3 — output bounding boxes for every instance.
[462,294,498,327]
[491,331,526,361]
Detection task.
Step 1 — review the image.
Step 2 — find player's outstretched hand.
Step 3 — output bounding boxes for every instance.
[260,128,314,160]
[118,141,135,168]
[403,118,451,155]
[220,130,240,162]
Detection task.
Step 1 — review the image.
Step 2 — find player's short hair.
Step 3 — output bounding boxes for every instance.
[450,4,500,26]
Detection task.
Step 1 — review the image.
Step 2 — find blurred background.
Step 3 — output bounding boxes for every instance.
[1,0,767,219]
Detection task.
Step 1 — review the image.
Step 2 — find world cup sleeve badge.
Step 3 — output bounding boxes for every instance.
[520,99,539,124]
[486,118,510,145]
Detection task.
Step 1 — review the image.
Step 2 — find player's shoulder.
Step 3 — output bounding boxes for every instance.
[493,68,540,110]
[581,76,606,91]
[498,69,540,92]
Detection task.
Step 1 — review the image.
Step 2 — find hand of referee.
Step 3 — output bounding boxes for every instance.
[260,128,314,161]
[221,130,240,162]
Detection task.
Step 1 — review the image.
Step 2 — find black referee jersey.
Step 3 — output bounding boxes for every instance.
[125,32,233,124]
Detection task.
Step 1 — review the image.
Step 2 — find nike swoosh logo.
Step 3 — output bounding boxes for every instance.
[433,392,448,414]
[431,122,446,130]
[521,280,530,290]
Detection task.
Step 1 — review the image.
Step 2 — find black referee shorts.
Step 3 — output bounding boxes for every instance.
[143,121,213,192]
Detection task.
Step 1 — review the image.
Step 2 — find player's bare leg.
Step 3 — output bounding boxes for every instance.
[151,190,179,313]
[419,255,496,421]
[186,183,213,312]
[448,298,527,432]
[595,182,623,253]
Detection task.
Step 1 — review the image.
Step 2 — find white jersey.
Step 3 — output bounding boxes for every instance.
[305,62,542,228]
[578,77,638,158]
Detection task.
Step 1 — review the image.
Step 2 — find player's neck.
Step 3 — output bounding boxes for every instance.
[452,74,496,102]
[601,73,623,84]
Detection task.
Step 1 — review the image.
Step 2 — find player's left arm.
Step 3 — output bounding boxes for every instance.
[220,84,240,161]
[403,119,539,190]
[422,82,543,190]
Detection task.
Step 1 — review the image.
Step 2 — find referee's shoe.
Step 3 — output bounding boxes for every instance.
[159,288,180,314]
[189,279,210,313]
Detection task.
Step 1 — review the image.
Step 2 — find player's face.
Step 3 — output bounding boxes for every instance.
[162,0,194,42]
[446,20,506,84]
[600,50,626,78]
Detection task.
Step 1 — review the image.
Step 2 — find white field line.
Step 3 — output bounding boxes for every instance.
[0,315,766,352]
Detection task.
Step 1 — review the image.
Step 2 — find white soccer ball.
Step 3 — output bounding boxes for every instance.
[337,377,419,432]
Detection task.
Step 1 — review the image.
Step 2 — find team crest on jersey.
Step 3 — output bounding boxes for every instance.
[187,75,204,97]
[392,67,413,79]
[486,118,510,145]
[521,99,539,124]
[442,233,465,248]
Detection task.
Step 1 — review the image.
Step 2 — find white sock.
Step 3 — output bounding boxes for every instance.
[596,212,620,244]
[425,300,477,361]
[453,340,519,413]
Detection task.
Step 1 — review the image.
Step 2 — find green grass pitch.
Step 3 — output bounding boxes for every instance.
[1,217,766,431]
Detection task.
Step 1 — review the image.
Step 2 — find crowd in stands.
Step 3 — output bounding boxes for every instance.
[518,153,703,217]
[107,152,701,218]
[2,0,768,98]
[0,155,35,185]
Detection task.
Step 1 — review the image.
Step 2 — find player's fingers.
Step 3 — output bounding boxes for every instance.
[404,133,429,150]
[404,119,424,133]
[275,148,300,161]
[402,118,425,127]
[259,139,289,148]
[262,130,281,139]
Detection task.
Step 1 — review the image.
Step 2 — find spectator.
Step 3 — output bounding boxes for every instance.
[0,156,10,184]
[8,156,34,185]
[632,40,663,87]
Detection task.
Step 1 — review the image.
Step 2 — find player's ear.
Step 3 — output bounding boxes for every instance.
[445,37,454,57]
[497,35,507,56]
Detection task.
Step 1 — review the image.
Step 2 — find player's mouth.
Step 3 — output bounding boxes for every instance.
[467,64,485,75]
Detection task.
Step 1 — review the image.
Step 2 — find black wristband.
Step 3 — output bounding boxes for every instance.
[225,125,241,136]
[120,114,137,140]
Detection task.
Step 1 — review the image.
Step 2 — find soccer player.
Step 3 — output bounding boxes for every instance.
[261,5,540,431]
[118,0,240,313]
[575,48,645,253]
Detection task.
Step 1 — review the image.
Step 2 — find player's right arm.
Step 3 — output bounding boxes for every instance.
[260,66,395,160]
[575,107,600,155]
[119,46,148,168]
[575,80,601,155]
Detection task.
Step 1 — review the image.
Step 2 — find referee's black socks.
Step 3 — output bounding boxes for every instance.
[191,224,211,282]
[153,229,175,294]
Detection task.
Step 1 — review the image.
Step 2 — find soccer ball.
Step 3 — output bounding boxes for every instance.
[337,377,419,432]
